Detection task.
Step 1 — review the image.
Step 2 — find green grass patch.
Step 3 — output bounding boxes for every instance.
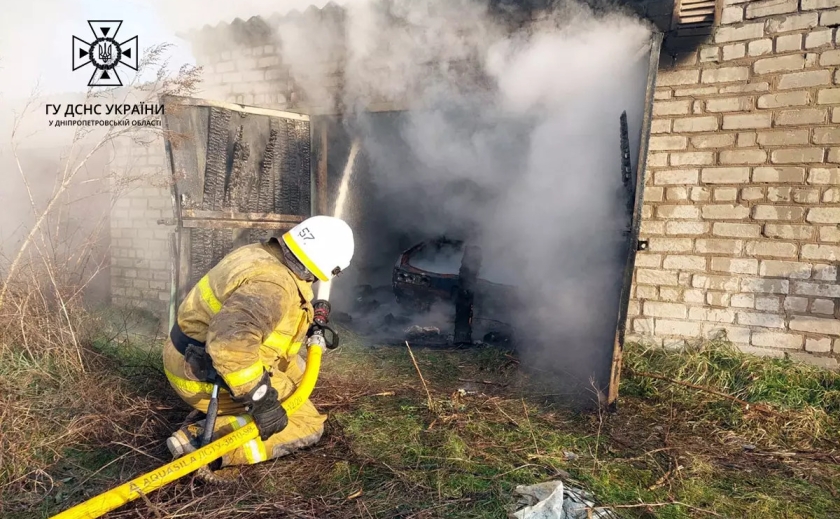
[623,340,840,447]
[624,339,840,410]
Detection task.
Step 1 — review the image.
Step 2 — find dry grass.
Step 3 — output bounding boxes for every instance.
[3,314,839,518]
[0,274,180,518]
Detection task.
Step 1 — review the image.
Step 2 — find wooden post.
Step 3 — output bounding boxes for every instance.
[454,245,482,345]
[316,120,329,215]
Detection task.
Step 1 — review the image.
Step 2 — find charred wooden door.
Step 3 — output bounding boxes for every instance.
[161,96,321,311]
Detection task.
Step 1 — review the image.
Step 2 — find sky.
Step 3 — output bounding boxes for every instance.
[0,0,343,99]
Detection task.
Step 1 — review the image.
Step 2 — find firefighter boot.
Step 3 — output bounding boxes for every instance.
[166,421,203,459]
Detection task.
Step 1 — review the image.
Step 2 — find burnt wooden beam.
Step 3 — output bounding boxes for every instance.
[181,220,299,230]
[181,209,305,223]
[161,95,309,121]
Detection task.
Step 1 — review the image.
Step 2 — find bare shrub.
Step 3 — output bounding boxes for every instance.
[0,44,200,514]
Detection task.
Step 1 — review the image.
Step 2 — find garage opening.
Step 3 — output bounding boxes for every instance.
[316,50,657,405]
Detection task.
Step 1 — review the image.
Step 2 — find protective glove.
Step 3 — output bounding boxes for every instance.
[232,371,288,441]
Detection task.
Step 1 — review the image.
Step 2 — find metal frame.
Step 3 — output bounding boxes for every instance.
[608,32,664,408]
[160,100,182,330]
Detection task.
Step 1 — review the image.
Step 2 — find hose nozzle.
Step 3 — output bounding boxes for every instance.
[309,299,339,349]
[312,299,331,326]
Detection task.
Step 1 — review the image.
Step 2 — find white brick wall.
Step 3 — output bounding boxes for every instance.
[109,135,173,315]
[631,1,840,366]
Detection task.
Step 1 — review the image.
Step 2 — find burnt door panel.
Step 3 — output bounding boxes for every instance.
[161,96,313,310]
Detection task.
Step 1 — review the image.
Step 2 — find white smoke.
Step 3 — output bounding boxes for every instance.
[188,0,654,396]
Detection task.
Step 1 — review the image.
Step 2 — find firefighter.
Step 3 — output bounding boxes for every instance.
[163,215,354,467]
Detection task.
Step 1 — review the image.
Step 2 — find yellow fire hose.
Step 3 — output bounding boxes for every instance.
[50,343,324,519]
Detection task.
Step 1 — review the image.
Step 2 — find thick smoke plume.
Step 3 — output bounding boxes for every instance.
[281,0,650,397]
[190,0,654,399]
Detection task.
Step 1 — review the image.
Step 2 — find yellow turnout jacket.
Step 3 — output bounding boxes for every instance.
[163,238,314,401]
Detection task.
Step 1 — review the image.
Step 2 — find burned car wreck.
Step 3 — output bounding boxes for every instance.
[393,238,463,307]
[392,237,517,345]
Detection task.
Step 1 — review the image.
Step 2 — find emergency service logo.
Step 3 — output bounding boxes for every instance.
[72,21,139,87]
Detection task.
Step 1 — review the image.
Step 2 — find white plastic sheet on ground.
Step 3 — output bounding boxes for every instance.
[509,480,618,519]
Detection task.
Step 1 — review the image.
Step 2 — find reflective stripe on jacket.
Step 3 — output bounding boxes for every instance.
[167,239,314,396]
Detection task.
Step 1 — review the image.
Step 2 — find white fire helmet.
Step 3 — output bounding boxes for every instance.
[282,215,354,282]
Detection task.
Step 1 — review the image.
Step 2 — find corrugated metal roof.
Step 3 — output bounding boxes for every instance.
[176,1,576,48]
[178,2,347,50]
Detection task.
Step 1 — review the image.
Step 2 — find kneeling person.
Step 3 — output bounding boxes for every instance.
[163,215,354,466]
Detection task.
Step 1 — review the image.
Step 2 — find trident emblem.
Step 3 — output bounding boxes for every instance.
[98,42,113,64]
